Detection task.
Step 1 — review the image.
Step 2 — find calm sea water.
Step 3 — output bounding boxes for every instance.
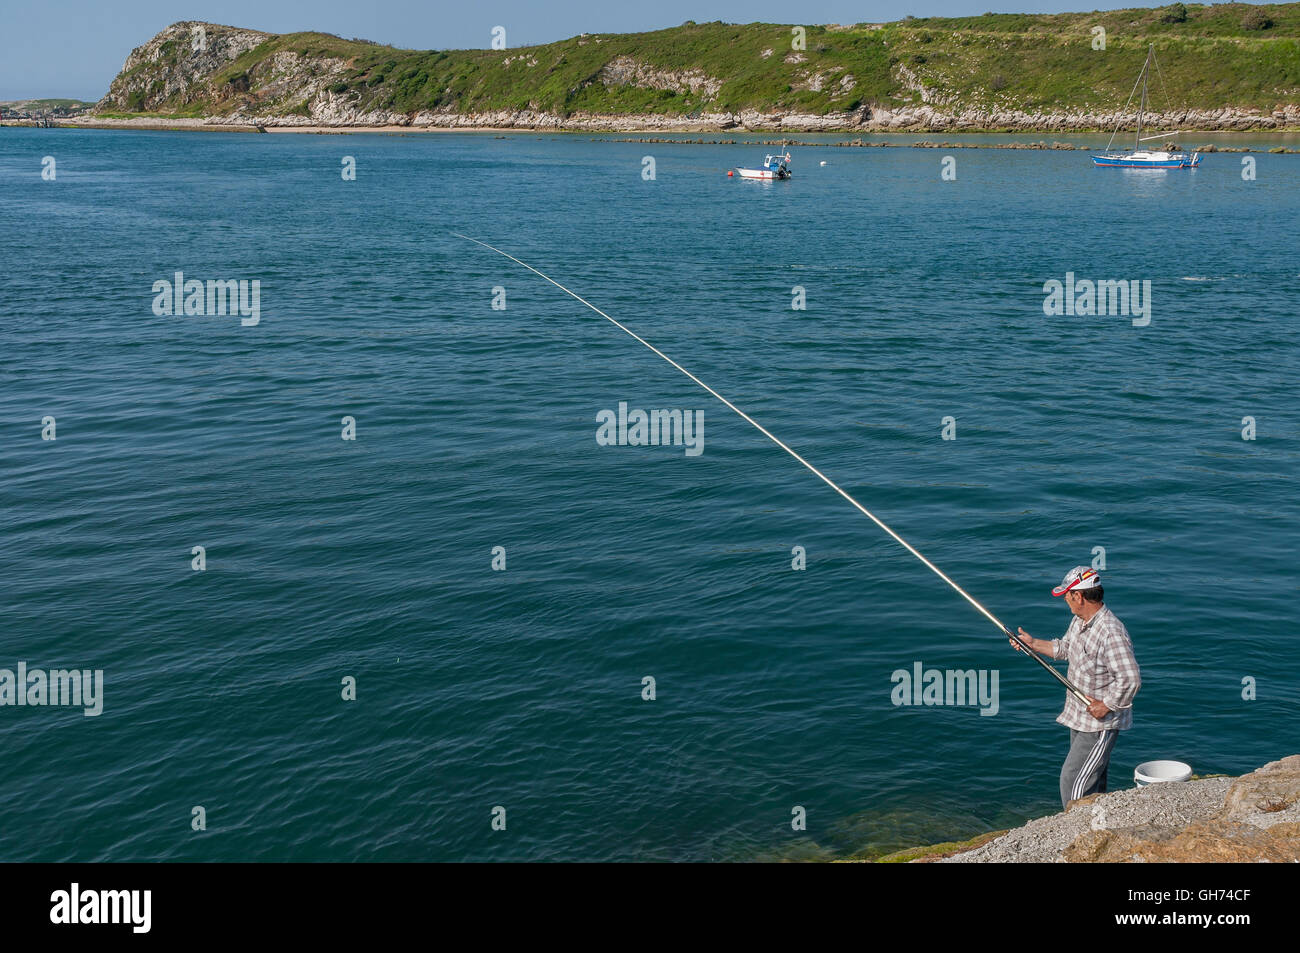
[1,127,1296,862]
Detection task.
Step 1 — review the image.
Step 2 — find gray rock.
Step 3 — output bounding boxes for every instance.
[941,778,1234,863]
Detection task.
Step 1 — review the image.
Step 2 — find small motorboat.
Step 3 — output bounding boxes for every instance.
[735,152,792,180]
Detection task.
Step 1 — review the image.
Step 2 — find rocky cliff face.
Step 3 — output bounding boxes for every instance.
[98,22,271,113]
[98,21,410,125]
[595,56,724,99]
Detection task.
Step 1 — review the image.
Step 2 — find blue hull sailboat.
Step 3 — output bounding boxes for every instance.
[1092,45,1201,170]
[1093,151,1200,168]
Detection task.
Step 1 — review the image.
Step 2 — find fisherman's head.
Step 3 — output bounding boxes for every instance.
[1053,566,1104,619]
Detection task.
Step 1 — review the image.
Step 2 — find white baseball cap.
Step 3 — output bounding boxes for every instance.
[1053,566,1101,597]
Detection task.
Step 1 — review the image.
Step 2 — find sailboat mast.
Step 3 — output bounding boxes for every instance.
[1135,44,1152,151]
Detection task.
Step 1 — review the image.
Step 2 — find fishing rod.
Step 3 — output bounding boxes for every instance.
[454,232,1092,706]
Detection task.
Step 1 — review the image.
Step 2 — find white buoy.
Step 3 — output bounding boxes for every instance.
[819,160,827,166]
[1134,760,1193,787]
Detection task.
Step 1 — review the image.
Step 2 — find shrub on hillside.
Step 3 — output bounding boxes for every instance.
[1160,3,1189,23]
[1241,7,1274,30]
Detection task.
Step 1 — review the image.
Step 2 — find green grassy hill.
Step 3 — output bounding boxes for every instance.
[97,4,1300,121]
[2,98,95,112]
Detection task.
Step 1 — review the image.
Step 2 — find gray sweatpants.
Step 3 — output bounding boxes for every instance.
[1060,728,1119,808]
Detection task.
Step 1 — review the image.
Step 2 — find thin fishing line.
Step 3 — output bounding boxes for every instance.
[454,232,1091,703]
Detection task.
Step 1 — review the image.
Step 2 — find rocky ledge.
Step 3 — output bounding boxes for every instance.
[145,104,1300,133]
[929,755,1300,863]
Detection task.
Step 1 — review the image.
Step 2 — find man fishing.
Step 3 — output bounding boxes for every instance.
[1010,567,1141,808]
[463,235,1147,813]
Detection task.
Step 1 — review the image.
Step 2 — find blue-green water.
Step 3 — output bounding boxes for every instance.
[1,128,1296,862]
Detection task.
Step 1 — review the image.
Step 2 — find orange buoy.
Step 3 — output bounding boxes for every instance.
[727,170,733,176]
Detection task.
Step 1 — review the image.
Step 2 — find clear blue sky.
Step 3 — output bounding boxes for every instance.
[0,1,1269,101]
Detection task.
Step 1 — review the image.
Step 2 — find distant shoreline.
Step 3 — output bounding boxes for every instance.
[8,117,1300,152]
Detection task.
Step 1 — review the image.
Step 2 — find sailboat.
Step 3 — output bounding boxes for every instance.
[1092,45,1201,169]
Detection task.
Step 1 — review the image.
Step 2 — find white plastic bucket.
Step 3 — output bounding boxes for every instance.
[1134,760,1193,787]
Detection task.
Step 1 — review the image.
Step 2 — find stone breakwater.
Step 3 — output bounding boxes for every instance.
[603,138,1296,153]
[930,755,1300,863]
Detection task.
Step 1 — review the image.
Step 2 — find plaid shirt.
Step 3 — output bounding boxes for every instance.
[1050,605,1141,731]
